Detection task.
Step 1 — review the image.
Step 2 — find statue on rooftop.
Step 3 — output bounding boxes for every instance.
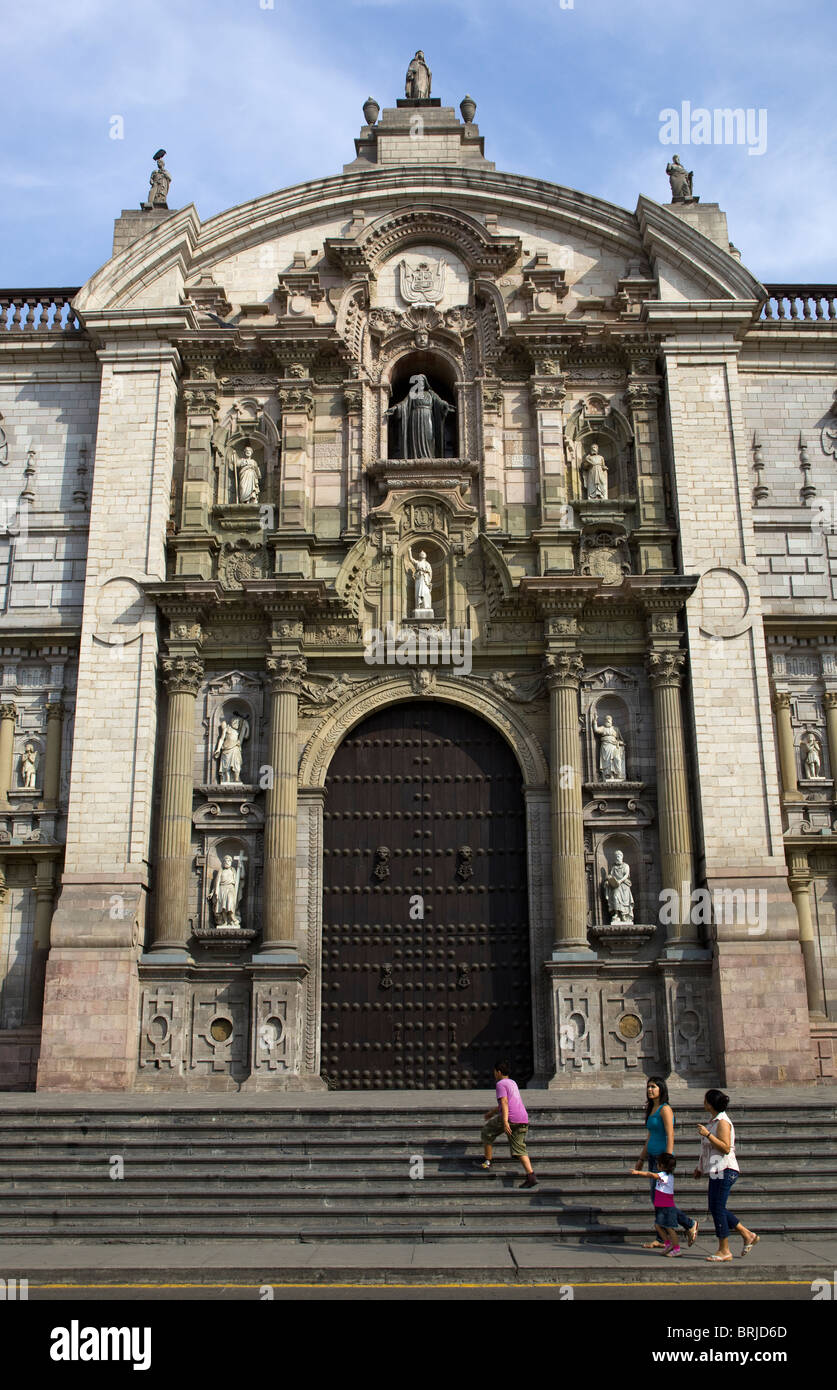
[666,155,695,204]
[405,51,432,100]
[142,149,171,210]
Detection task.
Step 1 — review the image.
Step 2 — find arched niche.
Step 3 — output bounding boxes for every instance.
[587,693,632,782]
[566,396,634,501]
[213,400,280,508]
[385,351,458,459]
[204,836,250,932]
[399,533,448,620]
[597,832,642,927]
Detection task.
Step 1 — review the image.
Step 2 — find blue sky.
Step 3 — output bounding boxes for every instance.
[3,0,835,287]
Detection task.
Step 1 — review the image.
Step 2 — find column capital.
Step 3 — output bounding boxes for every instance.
[824,691,837,711]
[646,648,687,688]
[544,651,584,690]
[342,383,363,413]
[277,385,314,418]
[625,380,662,412]
[266,655,307,695]
[160,656,204,696]
[182,382,219,416]
[45,700,65,723]
[773,690,793,711]
[0,702,17,722]
[530,380,567,411]
[787,849,812,888]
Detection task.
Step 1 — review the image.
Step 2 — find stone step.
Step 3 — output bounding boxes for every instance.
[6,1164,834,1185]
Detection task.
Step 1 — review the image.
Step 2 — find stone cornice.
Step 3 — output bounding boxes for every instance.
[518,576,605,616]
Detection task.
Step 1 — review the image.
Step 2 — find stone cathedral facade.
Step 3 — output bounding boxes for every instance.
[1,67,836,1091]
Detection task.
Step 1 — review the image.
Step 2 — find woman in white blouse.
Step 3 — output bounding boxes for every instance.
[694,1088,759,1262]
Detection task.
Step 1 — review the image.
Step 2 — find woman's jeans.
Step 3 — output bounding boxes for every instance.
[707,1170,740,1238]
[648,1154,695,1232]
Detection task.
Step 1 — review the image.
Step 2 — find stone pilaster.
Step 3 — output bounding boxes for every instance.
[773,691,798,795]
[625,376,673,570]
[787,850,826,1018]
[150,656,204,955]
[25,859,57,1026]
[0,702,16,804]
[544,651,591,955]
[277,383,313,539]
[647,648,698,950]
[42,700,64,809]
[822,691,837,787]
[261,654,306,955]
[530,372,573,573]
[173,375,220,579]
[342,382,363,539]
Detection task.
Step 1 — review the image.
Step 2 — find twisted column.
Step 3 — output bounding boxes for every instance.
[647,650,697,945]
[545,652,590,952]
[0,702,16,804]
[773,691,798,795]
[150,656,203,953]
[261,655,306,950]
[787,850,826,1017]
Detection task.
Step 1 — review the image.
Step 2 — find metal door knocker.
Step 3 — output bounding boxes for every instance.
[373,845,391,881]
[455,846,473,881]
[456,963,470,989]
[380,963,394,989]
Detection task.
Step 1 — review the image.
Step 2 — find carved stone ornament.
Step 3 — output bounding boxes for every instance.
[487,670,547,703]
[219,540,269,589]
[277,386,314,417]
[821,391,837,459]
[646,649,687,687]
[299,672,370,711]
[399,257,446,306]
[266,655,307,695]
[161,656,204,696]
[543,652,584,689]
[530,381,567,410]
[410,669,436,695]
[625,381,662,413]
[579,531,631,584]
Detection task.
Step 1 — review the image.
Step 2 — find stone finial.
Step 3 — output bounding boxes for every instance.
[363,97,380,126]
[460,95,476,124]
[141,148,171,211]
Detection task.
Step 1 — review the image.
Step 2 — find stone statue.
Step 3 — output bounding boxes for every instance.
[386,373,454,459]
[19,742,38,789]
[666,155,695,203]
[592,713,626,781]
[405,50,431,99]
[801,730,823,779]
[581,442,608,500]
[208,853,245,928]
[234,445,261,504]
[406,546,433,615]
[605,850,635,924]
[141,149,171,210]
[213,712,250,783]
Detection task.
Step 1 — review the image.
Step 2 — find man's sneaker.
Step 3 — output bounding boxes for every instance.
[519,1174,538,1188]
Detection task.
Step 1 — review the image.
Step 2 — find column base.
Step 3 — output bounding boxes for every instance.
[550,946,598,962]
[661,943,711,961]
[239,1072,327,1092]
[251,947,301,964]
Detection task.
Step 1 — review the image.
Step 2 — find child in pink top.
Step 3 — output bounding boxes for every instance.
[480,1061,537,1188]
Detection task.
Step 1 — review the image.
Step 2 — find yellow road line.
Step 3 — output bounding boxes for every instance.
[29,1278,812,1290]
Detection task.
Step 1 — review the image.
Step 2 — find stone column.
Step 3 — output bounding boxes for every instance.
[261,655,305,954]
[42,700,64,809]
[26,858,57,1025]
[647,649,698,949]
[823,692,837,785]
[0,702,16,804]
[773,691,798,795]
[149,656,204,955]
[787,850,826,1017]
[544,651,591,955]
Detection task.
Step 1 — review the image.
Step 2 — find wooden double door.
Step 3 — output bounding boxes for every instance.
[320,701,533,1089]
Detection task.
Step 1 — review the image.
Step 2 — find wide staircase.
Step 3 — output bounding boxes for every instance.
[0,1098,835,1244]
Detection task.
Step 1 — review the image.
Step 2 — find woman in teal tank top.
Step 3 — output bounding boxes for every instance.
[635,1077,698,1249]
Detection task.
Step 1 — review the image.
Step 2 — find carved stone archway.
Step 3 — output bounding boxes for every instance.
[296,674,553,1083]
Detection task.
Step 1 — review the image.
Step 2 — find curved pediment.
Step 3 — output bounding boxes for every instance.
[72,167,765,322]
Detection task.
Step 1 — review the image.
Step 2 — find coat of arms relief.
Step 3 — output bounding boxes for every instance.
[399,257,446,305]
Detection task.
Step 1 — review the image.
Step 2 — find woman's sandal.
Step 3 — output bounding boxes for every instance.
[741,1235,760,1255]
[641,1240,666,1249]
[706,1254,733,1262]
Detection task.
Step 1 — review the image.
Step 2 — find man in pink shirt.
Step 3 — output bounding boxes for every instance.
[480,1060,537,1188]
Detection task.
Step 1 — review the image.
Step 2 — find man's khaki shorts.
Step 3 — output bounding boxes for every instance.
[480,1112,529,1157]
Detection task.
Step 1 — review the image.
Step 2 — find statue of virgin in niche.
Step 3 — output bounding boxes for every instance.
[386,374,454,459]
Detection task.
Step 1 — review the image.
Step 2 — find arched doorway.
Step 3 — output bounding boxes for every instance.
[320,701,533,1089]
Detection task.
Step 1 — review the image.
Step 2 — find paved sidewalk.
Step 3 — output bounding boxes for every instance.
[1,1235,834,1286]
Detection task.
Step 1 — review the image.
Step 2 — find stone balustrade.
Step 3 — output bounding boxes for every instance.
[0,289,82,332]
[760,285,837,323]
